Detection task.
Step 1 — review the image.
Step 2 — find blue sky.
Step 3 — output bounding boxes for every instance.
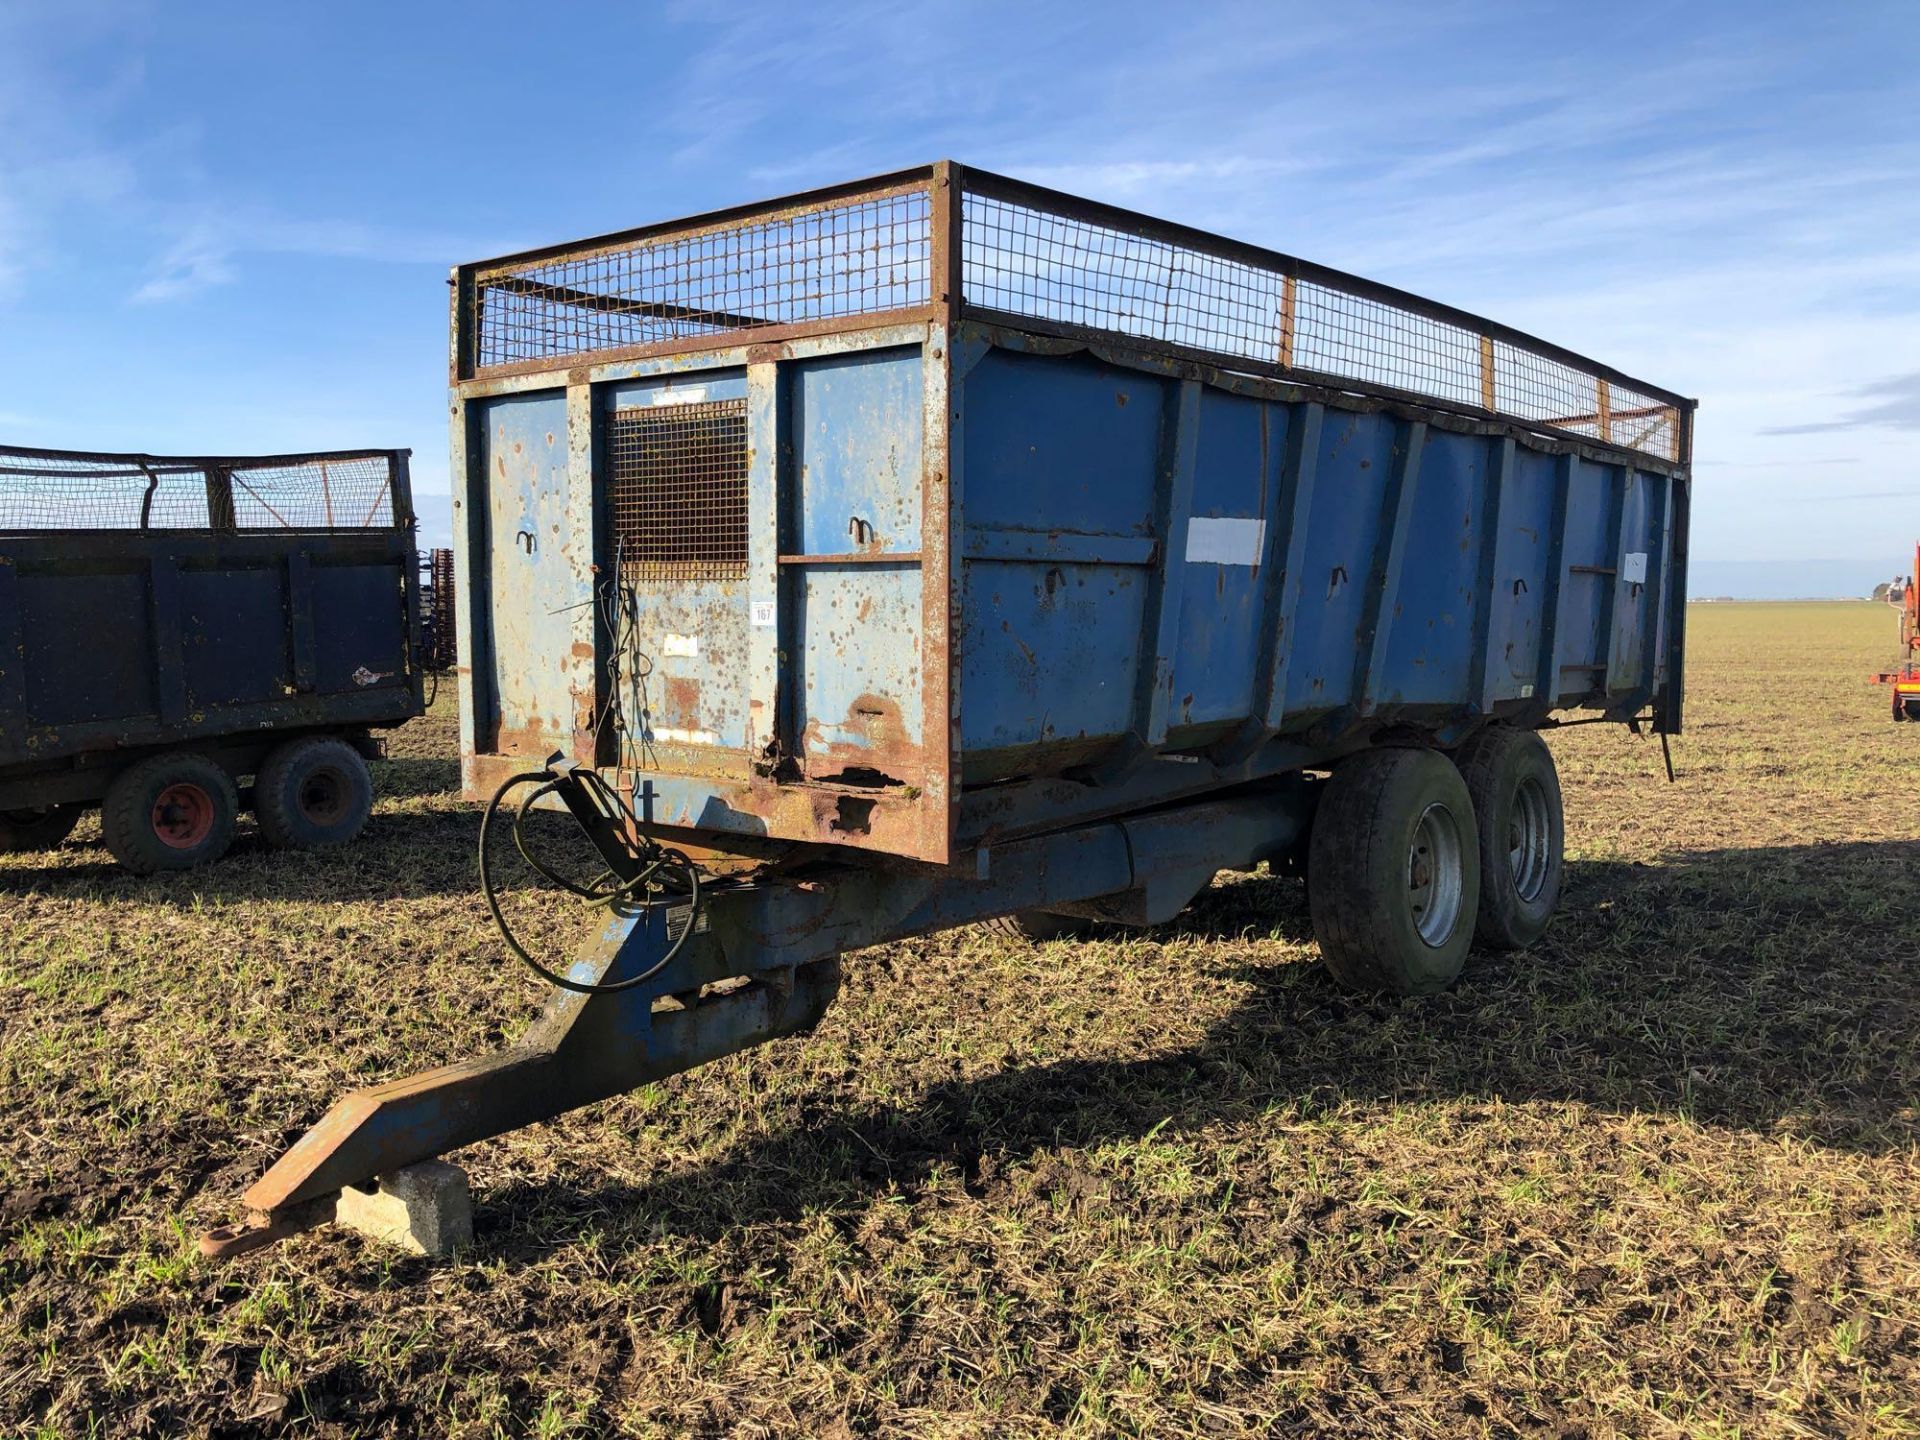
[1,0,1915,595]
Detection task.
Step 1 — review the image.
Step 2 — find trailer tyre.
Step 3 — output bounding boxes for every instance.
[254,737,374,851]
[102,753,239,874]
[1455,726,1564,951]
[0,804,82,853]
[1308,748,1480,996]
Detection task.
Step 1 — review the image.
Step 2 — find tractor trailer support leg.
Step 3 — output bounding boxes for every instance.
[200,784,1307,1258]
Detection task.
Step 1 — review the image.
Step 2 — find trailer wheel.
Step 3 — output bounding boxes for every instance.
[979,910,1097,944]
[1455,727,1564,951]
[1308,748,1480,995]
[253,737,374,850]
[0,804,82,853]
[102,753,239,874]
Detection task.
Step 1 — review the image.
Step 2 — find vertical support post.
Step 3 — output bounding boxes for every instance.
[1469,437,1515,715]
[451,265,476,385]
[745,360,783,770]
[1660,470,1690,733]
[1139,380,1201,745]
[394,452,426,716]
[564,381,599,764]
[1479,335,1497,412]
[150,554,188,723]
[1263,402,1323,729]
[1597,379,1613,445]
[921,163,963,863]
[450,396,490,769]
[1600,465,1632,698]
[1534,454,1576,709]
[1278,273,1298,370]
[1353,420,1426,717]
[204,463,237,531]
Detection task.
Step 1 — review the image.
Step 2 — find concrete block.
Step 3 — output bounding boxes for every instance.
[334,1160,473,1258]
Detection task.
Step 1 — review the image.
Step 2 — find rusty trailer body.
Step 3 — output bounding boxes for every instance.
[210,164,1694,1254]
[451,162,1691,867]
[0,445,422,870]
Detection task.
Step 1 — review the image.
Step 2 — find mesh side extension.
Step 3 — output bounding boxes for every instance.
[608,400,749,581]
[961,190,1685,463]
[0,447,402,532]
[472,189,932,371]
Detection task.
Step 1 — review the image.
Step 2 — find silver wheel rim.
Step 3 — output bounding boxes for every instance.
[1408,802,1465,947]
[1507,776,1552,903]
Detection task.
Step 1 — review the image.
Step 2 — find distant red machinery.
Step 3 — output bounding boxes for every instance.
[1871,543,1920,720]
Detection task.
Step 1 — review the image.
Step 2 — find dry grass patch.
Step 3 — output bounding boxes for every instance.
[2,603,1918,1437]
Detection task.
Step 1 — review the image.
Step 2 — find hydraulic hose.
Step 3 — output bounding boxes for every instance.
[479,769,702,995]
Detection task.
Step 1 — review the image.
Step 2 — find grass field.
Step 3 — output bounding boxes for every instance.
[3,601,1918,1438]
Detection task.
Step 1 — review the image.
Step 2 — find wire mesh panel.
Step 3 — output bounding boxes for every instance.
[0,447,402,532]
[454,164,1688,463]
[472,188,932,372]
[957,179,1688,463]
[607,400,750,581]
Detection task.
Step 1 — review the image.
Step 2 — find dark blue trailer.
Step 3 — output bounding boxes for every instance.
[0,446,422,872]
[207,165,1694,1254]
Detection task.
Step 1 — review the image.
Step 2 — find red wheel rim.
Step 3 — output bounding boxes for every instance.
[151,783,215,849]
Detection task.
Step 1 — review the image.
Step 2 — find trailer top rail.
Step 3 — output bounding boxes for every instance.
[0,445,413,534]
[453,160,1693,465]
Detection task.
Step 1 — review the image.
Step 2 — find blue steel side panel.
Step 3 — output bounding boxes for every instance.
[960,349,1163,535]
[959,561,1146,762]
[958,348,1165,765]
[953,335,1684,784]
[1278,411,1402,721]
[1556,459,1618,700]
[1482,445,1557,701]
[477,390,576,753]
[1377,428,1482,707]
[310,565,411,699]
[19,574,154,726]
[182,568,286,708]
[785,349,928,773]
[1166,389,1285,730]
[787,349,923,555]
[791,564,924,773]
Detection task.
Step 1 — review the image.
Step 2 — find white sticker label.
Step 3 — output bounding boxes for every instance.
[1185,516,1267,566]
[750,600,776,628]
[662,633,699,658]
[651,386,708,407]
[1519,683,1535,698]
[1621,551,1648,584]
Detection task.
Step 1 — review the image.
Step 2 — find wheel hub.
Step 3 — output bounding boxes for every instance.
[1407,801,1464,947]
[152,783,215,849]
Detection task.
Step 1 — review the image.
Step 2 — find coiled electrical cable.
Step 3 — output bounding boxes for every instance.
[479,768,702,995]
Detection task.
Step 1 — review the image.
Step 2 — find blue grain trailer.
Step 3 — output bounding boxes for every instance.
[208,165,1692,1253]
[0,446,422,872]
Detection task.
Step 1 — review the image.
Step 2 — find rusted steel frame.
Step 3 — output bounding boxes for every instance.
[214,786,1296,1238]
[920,160,961,864]
[960,305,1684,466]
[777,551,924,565]
[950,163,1693,424]
[462,306,938,384]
